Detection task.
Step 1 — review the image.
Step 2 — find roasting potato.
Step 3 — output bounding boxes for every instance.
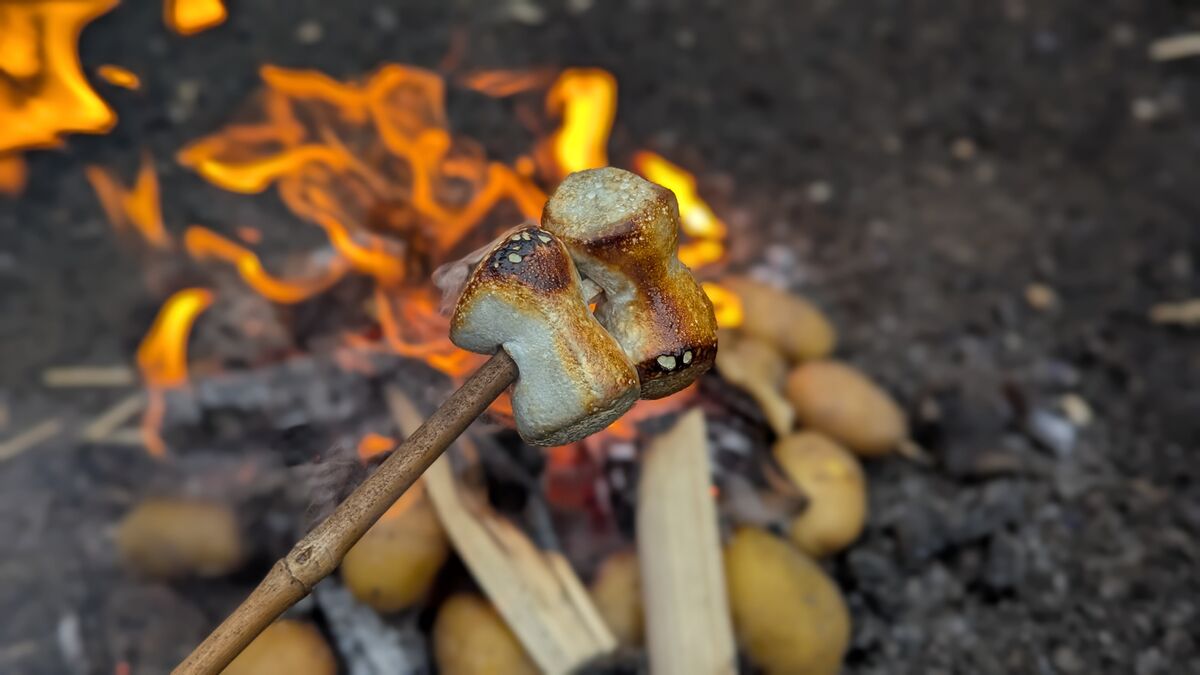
[725,277,836,362]
[434,594,538,675]
[341,486,448,612]
[724,527,850,675]
[117,498,242,578]
[774,432,867,556]
[223,620,336,675]
[589,549,644,647]
[786,359,907,456]
[715,330,794,436]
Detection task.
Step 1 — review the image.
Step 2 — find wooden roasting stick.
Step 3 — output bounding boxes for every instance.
[173,351,517,675]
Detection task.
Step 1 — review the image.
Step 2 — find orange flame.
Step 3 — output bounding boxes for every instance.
[544,68,617,177]
[458,68,557,97]
[0,155,27,196]
[97,64,141,90]
[136,288,214,458]
[184,226,351,303]
[164,0,228,36]
[701,281,743,328]
[175,64,553,376]
[0,0,118,154]
[633,151,727,269]
[86,153,172,248]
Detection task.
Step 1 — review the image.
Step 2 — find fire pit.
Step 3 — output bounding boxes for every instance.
[2,1,1198,674]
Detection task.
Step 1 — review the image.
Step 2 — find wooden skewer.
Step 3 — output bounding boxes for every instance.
[173,351,518,675]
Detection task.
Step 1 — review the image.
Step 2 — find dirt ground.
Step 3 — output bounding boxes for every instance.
[1,1,1198,673]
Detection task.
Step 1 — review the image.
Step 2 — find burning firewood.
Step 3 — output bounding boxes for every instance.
[636,410,737,675]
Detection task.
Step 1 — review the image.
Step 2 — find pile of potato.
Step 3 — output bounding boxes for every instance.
[713,277,907,674]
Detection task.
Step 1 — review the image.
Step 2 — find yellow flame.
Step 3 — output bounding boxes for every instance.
[97,64,141,90]
[633,151,728,268]
[164,0,228,36]
[135,288,214,458]
[184,226,351,304]
[633,151,727,240]
[86,152,172,248]
[702,281,743,328]
[545,68,617,177]
[0,0,118,154]
[136,288,214,388]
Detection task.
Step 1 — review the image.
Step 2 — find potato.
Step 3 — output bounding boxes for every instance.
[785,360,907,456]
[725,277,836,362]
[724,527,850,675]
[341,486,448,612]
[117,498,242,578]
[715,330,794,436]
[223,620,337,675]
[589,549,643,647]
[774,432,866,556]
[434,594,538,675]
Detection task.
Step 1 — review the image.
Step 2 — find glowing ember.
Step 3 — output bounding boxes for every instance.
[0,155,27,196]
[86,153,172,248]
[97,64,141,90]
[702,281,743,328]
[543,68,617,177]
[136,288,214,458]
[184,226,351,304]
[356,433,396,461]
[164,0,227,36]
[0,0,118,153]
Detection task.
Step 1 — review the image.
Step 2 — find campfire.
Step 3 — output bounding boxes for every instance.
[2,4,916,674]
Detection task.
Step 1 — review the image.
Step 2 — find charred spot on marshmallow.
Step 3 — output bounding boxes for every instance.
[542,168,718,399]
[450,225,639,446]
[467,225,574,296]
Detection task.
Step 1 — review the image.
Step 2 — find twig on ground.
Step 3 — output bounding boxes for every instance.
[0,418,65,463]
[1149,33,1200,62]
[43,365,136,388]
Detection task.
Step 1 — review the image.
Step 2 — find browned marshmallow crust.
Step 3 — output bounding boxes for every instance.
[541,168,718,399]
[451,225,639,446]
